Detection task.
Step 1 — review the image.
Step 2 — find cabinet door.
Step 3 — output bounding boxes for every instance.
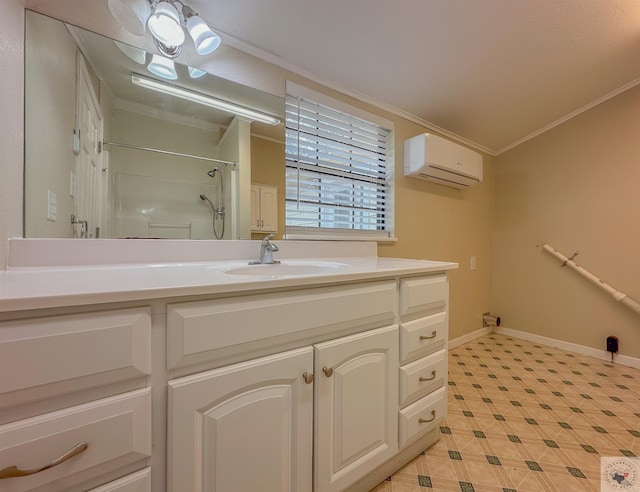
[259,186,278,232]
[168,347,313,492]
[314,325,399,492]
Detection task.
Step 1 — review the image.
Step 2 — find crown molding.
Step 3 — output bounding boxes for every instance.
[495,76,640,155]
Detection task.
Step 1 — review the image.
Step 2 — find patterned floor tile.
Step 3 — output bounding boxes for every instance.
[370,333,640,492]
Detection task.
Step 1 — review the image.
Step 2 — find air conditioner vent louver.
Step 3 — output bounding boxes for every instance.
[404,133,483,189]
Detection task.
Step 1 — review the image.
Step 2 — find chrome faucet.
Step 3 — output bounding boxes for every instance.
[249,234,281,265]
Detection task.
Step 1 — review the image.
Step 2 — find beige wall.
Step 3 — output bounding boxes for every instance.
[492,84,640,358]
[0,0,25,268]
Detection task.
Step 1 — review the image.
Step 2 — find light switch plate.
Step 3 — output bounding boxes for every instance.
[47,190,57,221]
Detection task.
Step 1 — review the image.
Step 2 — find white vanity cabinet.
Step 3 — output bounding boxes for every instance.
[0,241,455,492]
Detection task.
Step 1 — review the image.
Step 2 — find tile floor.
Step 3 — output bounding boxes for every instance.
[371,333,640,491]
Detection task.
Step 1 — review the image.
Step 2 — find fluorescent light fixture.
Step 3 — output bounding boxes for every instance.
[131,73,281,125]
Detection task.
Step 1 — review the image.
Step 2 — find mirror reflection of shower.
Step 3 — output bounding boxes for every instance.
[201,164,229,239]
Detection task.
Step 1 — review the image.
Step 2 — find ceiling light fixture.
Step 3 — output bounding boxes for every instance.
[183,6,221,55]
[188,66,207,78]
[108,0,221,59]
[147,55,178,80]
[147,1,184,47]
[131,73,281,125]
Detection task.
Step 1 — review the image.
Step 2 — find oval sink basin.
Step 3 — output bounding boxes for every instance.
[225,261,347,277]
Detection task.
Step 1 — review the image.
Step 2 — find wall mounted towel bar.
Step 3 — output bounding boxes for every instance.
[543,244,640,316]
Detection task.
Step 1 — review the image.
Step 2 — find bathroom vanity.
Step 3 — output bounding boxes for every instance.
[0,239,456,492]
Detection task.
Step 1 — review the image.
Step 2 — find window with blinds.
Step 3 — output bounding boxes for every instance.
[285,82,394,240]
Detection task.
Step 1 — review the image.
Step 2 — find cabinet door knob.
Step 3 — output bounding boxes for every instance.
[419,330,437,340]
[419,370,437,382]
[303,372,314,384]
[322,367,334,377]
[0,442,88,479]
[418,410,436,424]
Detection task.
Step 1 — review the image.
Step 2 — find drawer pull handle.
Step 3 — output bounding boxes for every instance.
[322,367,334,377]
[303,372,314,384]
[418,410,436,424]
[419,331,437,341]
[0,442,88,479]
[419,370,437,382]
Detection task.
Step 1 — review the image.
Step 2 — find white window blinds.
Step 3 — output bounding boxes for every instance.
[285,82,394,240]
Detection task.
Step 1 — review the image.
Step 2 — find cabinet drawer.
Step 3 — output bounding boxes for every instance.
[88,468,151,492]
[0,308,151,408]
[398,386,446,449]
[399,349,447,407]
[399,312,447,364]
[0,388,151,492]
[167,281,397,370]
[399,275,447,318]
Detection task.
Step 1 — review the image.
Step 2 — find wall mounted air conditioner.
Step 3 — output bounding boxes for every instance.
[404,133,483,189]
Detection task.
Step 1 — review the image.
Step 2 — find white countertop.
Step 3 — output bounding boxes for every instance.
[0,239,458,312]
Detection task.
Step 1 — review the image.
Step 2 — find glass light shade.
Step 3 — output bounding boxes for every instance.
[188,66,207,78]
[108,0,152,36]
[186,16,221,55]
[148,1,185,47]
[147,54,178,80]
[115,41,147,64]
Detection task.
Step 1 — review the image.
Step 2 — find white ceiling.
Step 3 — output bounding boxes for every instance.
[188,0,640,155]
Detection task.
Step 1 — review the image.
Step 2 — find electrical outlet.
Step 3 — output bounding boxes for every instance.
[470,256,477,271]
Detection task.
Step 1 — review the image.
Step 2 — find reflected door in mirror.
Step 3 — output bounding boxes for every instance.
[75,56,105,238]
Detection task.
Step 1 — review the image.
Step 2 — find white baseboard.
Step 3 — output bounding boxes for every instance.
[449,327,493,350]
[495,326,640,370]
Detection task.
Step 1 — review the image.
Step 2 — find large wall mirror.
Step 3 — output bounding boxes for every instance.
[24,10,285,240]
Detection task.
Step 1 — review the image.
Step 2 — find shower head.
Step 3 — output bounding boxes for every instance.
[200,193,215,212]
